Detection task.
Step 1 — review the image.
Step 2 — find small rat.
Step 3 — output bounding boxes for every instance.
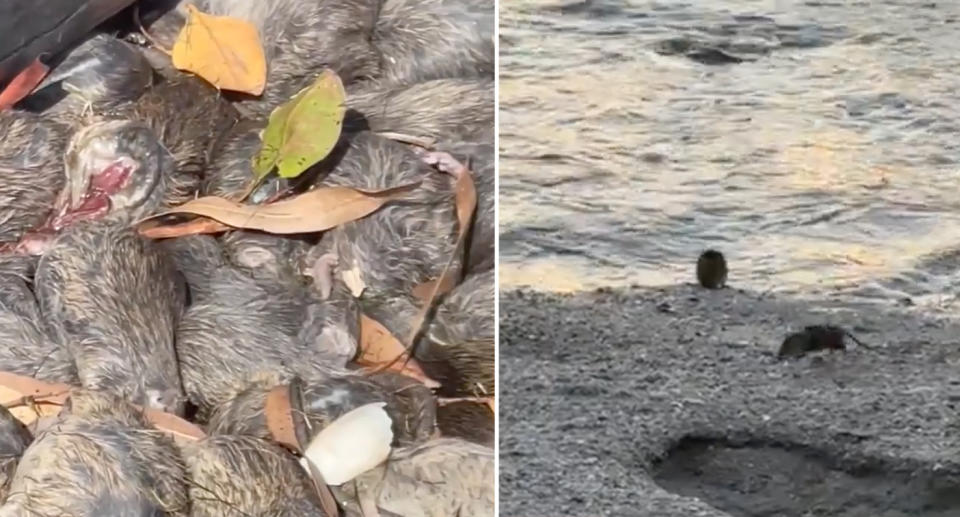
[777,325,875,359]
[696,249,727,289]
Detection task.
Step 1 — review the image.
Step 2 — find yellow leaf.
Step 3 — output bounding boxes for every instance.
[171,4,266,95]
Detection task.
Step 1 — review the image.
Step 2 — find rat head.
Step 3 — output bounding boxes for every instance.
[53,120,171,230]
[223,231,308,279]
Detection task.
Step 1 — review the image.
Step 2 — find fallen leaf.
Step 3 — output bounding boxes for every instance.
[253,69,346,179]
[138,183,418,235]
[264,385,300,452]
[138,217,232,239]
[341,263,366,297]
[358,314,440,388]
[0,58,50,110]
[0,372,69,426]
[171,4,266,95]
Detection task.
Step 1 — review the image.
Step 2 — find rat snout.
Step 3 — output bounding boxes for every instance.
[144,388,186,416]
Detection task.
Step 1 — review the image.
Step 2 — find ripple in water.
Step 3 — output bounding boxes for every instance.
[500,0,960,309]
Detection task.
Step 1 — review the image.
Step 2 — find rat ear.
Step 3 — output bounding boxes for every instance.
[235,246,276,269]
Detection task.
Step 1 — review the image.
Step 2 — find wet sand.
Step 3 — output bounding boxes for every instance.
[500,285,960,516]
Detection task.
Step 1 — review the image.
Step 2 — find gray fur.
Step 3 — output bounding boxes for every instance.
[314,132,459,343]
[35,221,186,414]
[158,234,228,302]
[61,119,173,223]
[202,118,265,198]
[182,434,324,517]
[206,371,436,445]
[0,390,188,517]
[334,438,495,517]
[108,76,240,207]
[303,132,466,349]
[0,259,78,383]
[0,111,68,245]
[418,270,495,397]
[175,235,358,416]
[373,0,494,85]
[347,78,495,144]
[437,401,494,447]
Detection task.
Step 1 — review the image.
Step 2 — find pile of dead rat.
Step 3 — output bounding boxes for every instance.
[0,0,494,515]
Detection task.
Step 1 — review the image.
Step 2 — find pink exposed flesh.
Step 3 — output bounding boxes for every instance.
[48,193,110,231]
[47,159,133,231]
[90,161,132,193]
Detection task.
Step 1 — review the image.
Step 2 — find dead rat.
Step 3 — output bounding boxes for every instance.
[413,269,495,398]
[182,434,326,517]
[206,371,436,446]
[437,401,494,447]
[12,118,175,255]
[696,249,728,289]
[0,110,69,246]
[334,438,494,517]
[0,389,188,517]
[309,131,460,343]
[111,75,241,206]
[373,0,494,85]
[346,78,495,145]
[35,220,187,414]
[174,233,359,417]
[0,255,78,384]
[777,324,876,359]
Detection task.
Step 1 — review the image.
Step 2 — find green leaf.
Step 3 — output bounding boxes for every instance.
[251,69,347,180]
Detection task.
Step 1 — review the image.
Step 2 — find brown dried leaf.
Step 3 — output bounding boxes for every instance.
[138,217,232,239]
[357,314,440,388]
[138,183,419,235]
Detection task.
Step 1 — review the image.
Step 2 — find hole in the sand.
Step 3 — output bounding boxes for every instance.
[651,437,960,517]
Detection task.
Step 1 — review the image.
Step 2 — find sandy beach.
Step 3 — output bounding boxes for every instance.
[500,285,960,516]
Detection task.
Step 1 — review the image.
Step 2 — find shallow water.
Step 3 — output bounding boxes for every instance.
[499,0,960,307]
